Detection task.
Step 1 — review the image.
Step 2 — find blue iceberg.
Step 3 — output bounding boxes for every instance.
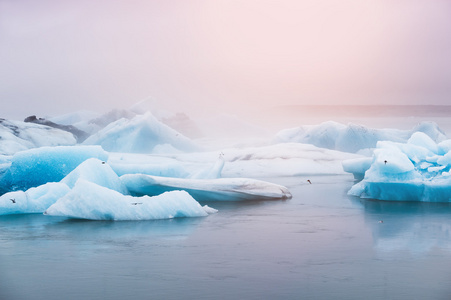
[0,145,108,194]
[346,132,451,202]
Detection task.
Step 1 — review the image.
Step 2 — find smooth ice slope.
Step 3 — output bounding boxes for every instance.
[0,146,108,194]
[108,153,189,178]
[121,174,292,201]
[83,112,199,153]
[347,132,451,202]
[45,180,216,220]
[61,158,129,194]
[276,121,446,153]
[0,118,76,155]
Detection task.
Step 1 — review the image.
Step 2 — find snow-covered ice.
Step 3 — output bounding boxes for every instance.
[0,182,70,215]
[121,174,292,201]
[61,158,129,194]
[83,112,200,153]
[44,179,216,220]
[0,118,77,155]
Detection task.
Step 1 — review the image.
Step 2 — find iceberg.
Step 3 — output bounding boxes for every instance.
[0,157,217,219]
[61,158,129,194]
[0,145,108,194]
[83,112,200,153]
[346,132,451,202]
[45,179,216,220]
[220,143,360,177]
[0,118,76,155]
[0,182,70,215]
[0,158,122,215]
[275,121,446,153]
[24,115,89,142]
[121,174,292,201]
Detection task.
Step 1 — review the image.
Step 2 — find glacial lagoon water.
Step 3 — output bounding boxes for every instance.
[1,175,451,300]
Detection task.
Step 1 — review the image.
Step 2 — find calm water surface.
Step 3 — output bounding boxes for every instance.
[1,175,451,300]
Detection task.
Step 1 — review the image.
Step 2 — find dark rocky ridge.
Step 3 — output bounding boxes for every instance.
[24,115,89,142]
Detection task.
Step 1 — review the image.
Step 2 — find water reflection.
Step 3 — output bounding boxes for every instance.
[0,213,206,247]
[353,198,451,255]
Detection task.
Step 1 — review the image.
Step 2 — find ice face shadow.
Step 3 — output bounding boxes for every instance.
[353,198,451,255]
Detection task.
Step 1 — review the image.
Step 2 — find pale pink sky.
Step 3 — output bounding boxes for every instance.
[1,0,451,119]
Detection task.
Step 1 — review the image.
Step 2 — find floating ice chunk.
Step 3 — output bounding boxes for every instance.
[61,158,128,194]
[346,136,451,202]
[407,132,439,154]
[83,112,199,153]
[437,151,451,167]
[412,121,447,143]
[121,174,292,201]
[0,157,130,215]
[438,140,451,155]
[342,157,372,180]
[45,180,214,220]
[377,140,433,164]
[0,182,70,215]
[220,143,360,177]
[370,148,416,175]
[202,205,218,214]
[0,146,108,193]
[428,165,447,173]
[419,162,433,169]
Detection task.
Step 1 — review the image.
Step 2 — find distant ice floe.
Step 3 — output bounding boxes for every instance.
[220,143,360,177]
[346,132,451,202]
[275,121,446,154]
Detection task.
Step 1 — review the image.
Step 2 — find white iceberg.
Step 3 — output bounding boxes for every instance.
[44,179,216,220]
[121,174,292,201]
[220,143,360,177]
[82,112,200,153]
[275,121,446,153]
[0,118,77,155]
